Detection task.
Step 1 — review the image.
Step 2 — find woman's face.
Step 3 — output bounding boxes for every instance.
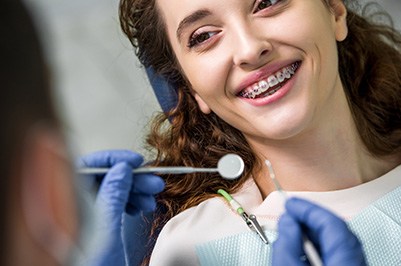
[157,0,348,145]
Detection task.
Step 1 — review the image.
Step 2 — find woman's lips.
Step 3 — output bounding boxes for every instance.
[237,61,301,99]
[237,61,302,107]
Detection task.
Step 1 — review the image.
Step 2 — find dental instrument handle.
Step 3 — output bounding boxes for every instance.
[78,166,218,175]
[303,236,323,266]
[265,160,287,198]
[265,160,323,266]
[78,153,243,179]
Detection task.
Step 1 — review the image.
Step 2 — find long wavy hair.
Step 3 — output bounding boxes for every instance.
[119,0,401,263]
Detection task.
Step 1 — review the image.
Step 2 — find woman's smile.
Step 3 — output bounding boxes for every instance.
[237,61,301,106]
[238,61,300,99]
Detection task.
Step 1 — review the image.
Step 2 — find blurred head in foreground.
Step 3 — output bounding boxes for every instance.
[0,0,80,265]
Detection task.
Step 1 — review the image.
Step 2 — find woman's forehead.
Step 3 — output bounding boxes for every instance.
[155,0,221,45]
[156,0,238,26]
[157,0,334,26]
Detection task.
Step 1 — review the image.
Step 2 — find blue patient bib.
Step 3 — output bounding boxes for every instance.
[196,187,401,266]
[196,230,276,265]
[348,186,401,265]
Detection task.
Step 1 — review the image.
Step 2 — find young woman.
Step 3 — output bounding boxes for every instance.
[119,0,401,264]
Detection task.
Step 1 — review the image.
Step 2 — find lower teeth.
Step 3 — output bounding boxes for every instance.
[262,86,281,97]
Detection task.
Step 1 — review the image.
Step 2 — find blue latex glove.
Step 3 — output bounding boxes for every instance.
[78,150,165,266]
[272,198,366,266]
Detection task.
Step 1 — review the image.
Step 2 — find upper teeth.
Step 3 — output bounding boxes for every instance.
[239,62,299,99]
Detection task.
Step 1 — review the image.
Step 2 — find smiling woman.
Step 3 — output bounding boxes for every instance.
[119,0,401,265]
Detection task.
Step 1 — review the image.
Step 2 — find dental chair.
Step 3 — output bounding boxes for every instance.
[122,67,177,266]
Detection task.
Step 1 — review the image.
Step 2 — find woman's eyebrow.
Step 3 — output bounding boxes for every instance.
[176,9,212,42]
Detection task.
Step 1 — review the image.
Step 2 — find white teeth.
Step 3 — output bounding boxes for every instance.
[277,71,285,82]
[283,68,291,78]
[258,80,269,92]
[239,62,300,99]
[250,84,259,98]
[264,87,280,96]
[268,76,279,87]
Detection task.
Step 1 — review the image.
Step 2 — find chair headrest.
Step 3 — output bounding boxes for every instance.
[146,67,178,114]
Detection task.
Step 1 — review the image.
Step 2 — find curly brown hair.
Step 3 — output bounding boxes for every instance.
[119,0,401,263]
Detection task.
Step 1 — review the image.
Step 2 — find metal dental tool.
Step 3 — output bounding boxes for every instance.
[78,153,244,180]
[217,189,269,244]
[265,160,323,266]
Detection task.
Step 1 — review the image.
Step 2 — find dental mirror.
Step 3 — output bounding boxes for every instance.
[78,153,244,180]
[216,153,245,179]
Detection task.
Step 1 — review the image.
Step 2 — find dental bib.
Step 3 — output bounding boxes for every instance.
[196,186,401,266]
[348,186,401,265]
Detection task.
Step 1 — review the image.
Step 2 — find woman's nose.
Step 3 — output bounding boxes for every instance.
[232,24,272,68]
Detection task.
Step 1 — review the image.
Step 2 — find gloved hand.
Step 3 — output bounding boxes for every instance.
[77,150,165,266]
[272,197,366,266]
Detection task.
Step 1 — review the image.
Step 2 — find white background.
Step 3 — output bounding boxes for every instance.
[25,0,401,156]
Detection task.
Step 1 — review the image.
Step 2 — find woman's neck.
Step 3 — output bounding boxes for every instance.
[249,117,400,198]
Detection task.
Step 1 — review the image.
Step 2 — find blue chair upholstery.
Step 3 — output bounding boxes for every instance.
[145,67,178,114]
[122,211,155,265]
[123,67,178,265]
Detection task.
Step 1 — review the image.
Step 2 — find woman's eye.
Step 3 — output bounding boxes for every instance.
[254,0,279,12]
[188,31,216,48]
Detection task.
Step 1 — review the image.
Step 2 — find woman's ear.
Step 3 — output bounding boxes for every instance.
[330,0,348,41]
[193,92,212,114]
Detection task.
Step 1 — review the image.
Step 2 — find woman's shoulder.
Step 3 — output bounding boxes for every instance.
[149,196,245,265]
[160,196,236,238]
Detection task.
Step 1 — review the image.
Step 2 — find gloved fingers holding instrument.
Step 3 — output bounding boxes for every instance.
[272,197,366,266]
[77,149,165,266]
